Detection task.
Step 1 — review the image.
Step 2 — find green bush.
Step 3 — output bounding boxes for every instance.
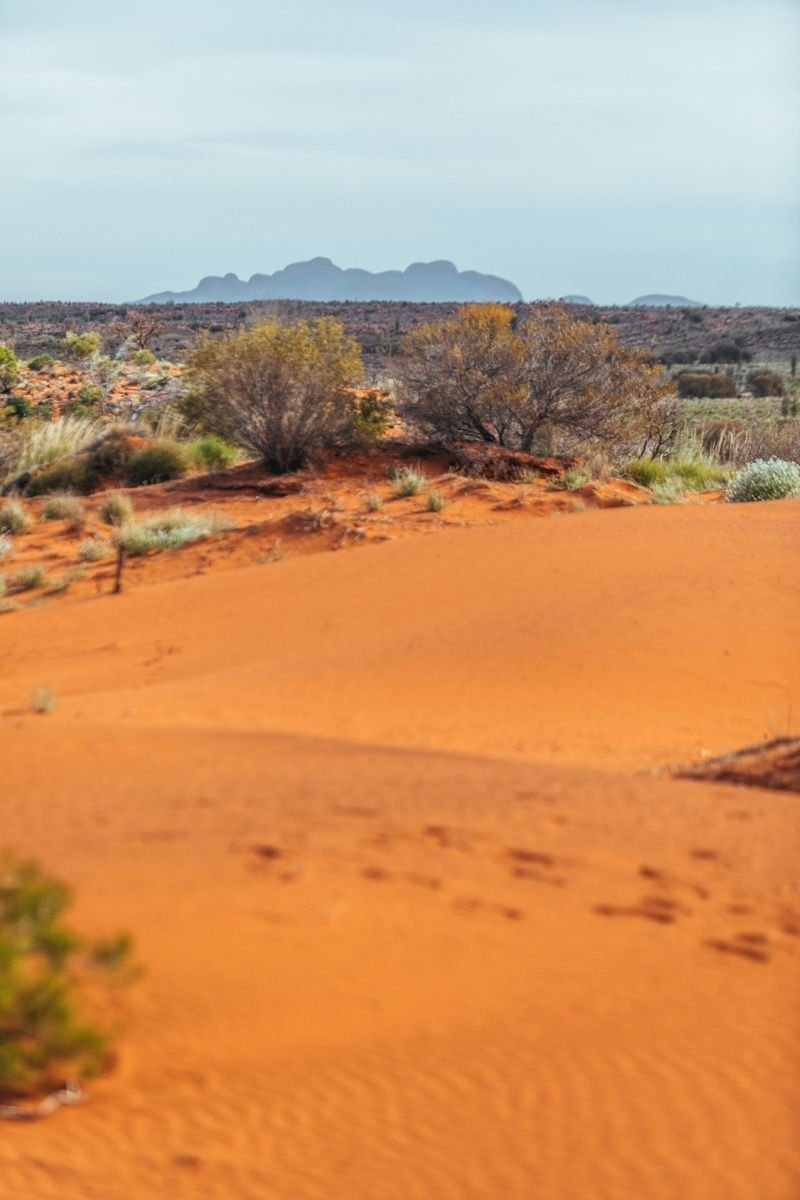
[132,349,156,367]
[26,355,55,372]
[349,390,392,441]
[0,346,18,394]
[0,854,133,1098]
[77,384,103,407]
[126,441,187,487]
[427,490,446,512]
[41,493,85,524]
[670,460,729,490]
[748,371,785,398]
[98,491,134,526]
[0,500,31,535]
[88,429,136,479]
[62,331,100,362]
[553,468,590,491]
[189,434,237,471]
[26,458,97,497]
[701,342,752,364]
[2,395,34,421]
[727,457,800,502]
[677,372,738,399]
[621,458,670,487]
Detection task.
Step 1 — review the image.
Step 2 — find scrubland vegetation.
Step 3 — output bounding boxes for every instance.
[0,300,796,614]
[0,855,133,1098]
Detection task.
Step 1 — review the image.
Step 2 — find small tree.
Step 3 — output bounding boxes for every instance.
[398,305,673,453]
[0,346,18,395]
[185,318,364,473]
[62,331,101,363]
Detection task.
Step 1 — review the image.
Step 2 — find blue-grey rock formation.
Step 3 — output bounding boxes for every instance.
[627,294,702,308]
[139,258,522,304]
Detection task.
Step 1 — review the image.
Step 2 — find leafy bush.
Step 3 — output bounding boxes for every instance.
[115,508,229,556]
[748,371,785,398]
[0,500,30,535]
[188,434,237,471]
[98,491,134,526]
[26,355,55,372]
[399,305,672,452]
[132,349,156,367]
[553,468,590,491]
[77,384,103,406]
[391,466,426,497]
[0,346,18,394]
[41,493,85,524]
[2,395,34,421]
[0,854,133,1098]
[727,457,800,502]
[349,390,392,441]
[62,331,101,362]
[88,429,138,478]
[126,441,187,486]
[701,341,752,364]
[677,372,738,399]
[185,317,364,473]
[26,458,97,497]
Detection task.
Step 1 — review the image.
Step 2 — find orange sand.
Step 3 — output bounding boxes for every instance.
[1,494,799,1199]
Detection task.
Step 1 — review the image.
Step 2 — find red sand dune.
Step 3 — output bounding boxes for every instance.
[1,497,799,1199]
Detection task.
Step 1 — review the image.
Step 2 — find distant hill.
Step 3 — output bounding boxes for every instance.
[627,294,702,308]
[560,295,593,305]
[139,257,523,304]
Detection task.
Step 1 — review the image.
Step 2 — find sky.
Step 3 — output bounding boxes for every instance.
[2,0,798,305]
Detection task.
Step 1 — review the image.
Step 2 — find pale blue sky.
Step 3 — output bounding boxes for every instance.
[2,0,798,303]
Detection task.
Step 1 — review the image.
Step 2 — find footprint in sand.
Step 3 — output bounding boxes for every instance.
[592,895,685,925]
[704,935,770,964]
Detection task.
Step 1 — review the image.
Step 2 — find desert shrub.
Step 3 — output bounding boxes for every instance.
[132,349,157,367]
[27,355,55,372]
[2,395,34,421]
[553,467,590,491]
[727,457,800,503]
[98,491,134,526]
[677,372,738,399]
[621,458,670,487]
[0,346,18,394]
[747,371,785,398]
[41,493,85,524]
[87,428,138,478]
[78,537,111,562]
[5,564,46,593]
[188,434,237,471]
[62,331,101,362]
[349,390,392,442]
[701,341,752,364]
[398,305,671,452]
[26,458,97,497]
[184,317,364,473]
[670,460,729,490]
[427,490,446,512]
[115,508,229,556]
[77,384,103,407]
[0,854,133,1097]
[0,500,30,535]
[391,466,426,497]
[365,491,383,511]
[126,441,187,487]
[16,415,102,474]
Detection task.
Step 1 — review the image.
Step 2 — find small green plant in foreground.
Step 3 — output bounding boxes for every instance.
[0,854,134,1097]
[114,508,230,556]
[126,441,187,487]
[553,468,590,491]
[426,490,447,512]
[98,491,134,527]
[726,457,800,503]
[391,466,426,497]
[0,501,30,536]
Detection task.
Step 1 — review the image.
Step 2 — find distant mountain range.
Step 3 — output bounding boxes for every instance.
[561,294,703,308]
[139,257,523,304]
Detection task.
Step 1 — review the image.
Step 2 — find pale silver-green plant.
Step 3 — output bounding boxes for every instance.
[727,457,800,503]
[391,465,426,497]
[114,508,231,556]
